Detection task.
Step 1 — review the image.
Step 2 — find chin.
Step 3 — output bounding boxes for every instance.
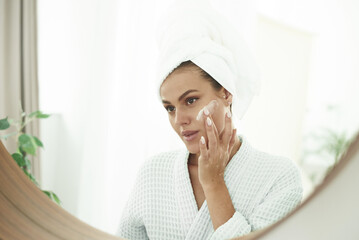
[184,143,200,154]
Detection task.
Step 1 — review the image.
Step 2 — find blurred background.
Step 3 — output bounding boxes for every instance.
[1,0,358,235]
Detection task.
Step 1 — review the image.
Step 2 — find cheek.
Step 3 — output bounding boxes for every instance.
[168,116,181,134]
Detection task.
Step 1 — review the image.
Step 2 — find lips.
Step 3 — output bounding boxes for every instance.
[181,130,199,141]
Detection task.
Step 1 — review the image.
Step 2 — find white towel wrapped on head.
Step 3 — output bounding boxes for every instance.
[155,0,260,120]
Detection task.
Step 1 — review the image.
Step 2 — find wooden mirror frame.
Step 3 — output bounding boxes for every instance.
[1,132,358,240]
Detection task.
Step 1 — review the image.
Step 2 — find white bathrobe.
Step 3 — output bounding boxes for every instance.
[117,135,303,240]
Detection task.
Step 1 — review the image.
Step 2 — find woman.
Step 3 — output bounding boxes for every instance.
[117,1,302,239]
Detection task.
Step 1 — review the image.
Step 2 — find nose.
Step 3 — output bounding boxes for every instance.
[174,108,191,126]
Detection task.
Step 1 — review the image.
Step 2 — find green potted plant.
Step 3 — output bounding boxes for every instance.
[0,109,61,205]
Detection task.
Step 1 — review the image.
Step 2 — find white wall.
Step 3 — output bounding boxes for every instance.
[243,15,312,161]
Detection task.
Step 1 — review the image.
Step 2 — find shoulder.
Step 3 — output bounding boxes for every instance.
[252,149,302,191]
[255,149,298,172]
[237,136,299,175]
[252,148,300,177]
[138,149,184,175]
[237,137,301,186]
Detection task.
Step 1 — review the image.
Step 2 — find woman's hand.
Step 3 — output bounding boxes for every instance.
[198,108,237,189]
[196,103,238,230]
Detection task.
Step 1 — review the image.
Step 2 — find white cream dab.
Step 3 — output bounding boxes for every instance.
[196,100,219,121]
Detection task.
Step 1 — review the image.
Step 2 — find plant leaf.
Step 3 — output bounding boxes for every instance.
[51,192,61,205]
[42,190,51,198]
[33,136,44,148]
[18,134,37,155]
[0,117,10,130]
[28,110,41,118]
[37,113,50,119]
[22,169,39,186]
[42,190,61,205]
[28,111,50,119]
[18,134,31,144]
[12,153,26,167]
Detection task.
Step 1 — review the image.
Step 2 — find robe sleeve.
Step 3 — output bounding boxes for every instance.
[116,163,149,240]
[208,159,303,240]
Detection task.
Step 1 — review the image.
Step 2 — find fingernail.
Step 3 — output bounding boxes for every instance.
[226,111,232,118]
[200,136,205,144]
[206,117,212,126]
[204,107,210,116]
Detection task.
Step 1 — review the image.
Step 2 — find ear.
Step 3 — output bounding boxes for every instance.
[220,89,233,107]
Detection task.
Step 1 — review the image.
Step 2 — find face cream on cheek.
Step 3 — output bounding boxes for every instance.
[196,100,219,121]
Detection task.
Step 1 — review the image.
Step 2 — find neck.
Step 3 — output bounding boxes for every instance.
[188,135,242,166]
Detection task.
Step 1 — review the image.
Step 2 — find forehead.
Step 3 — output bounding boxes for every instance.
[160,69,212,99]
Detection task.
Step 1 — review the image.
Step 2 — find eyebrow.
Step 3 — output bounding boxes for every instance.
[162,89,199,104]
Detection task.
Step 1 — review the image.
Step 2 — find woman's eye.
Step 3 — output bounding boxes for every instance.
[186,97,198,105]
[165,106,175,113]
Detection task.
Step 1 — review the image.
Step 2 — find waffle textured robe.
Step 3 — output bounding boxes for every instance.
[117,135,303,240]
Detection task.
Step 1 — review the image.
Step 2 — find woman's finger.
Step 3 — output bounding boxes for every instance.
[220,110,233,148]
[206,116,218,158]
[198,136,209,162]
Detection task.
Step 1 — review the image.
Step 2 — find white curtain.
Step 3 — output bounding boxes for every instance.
[0,0,40,180]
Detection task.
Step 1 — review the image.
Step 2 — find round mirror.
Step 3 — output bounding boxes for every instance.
[1,0,357,238]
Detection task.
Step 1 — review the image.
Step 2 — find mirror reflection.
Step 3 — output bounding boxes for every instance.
[2,0,357,238]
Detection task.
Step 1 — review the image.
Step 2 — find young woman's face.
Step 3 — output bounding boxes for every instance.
[160,68,231,154]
